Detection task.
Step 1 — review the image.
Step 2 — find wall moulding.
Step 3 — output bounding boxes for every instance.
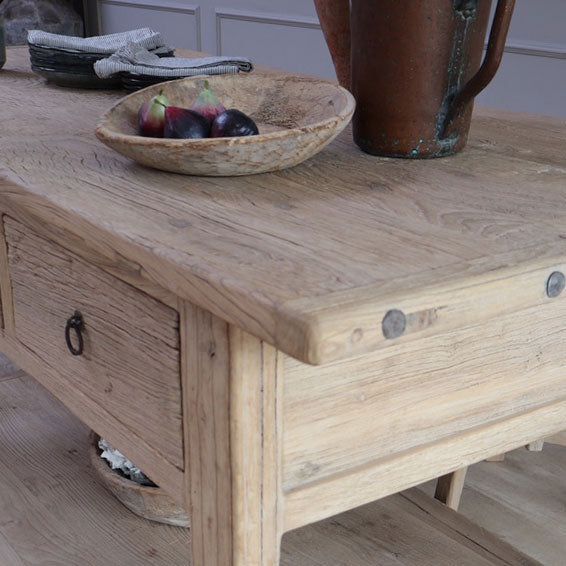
[503,39,566,60]
[215,8,320,56]
[96,0,202,50]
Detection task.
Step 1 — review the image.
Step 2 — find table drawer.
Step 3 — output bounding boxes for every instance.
[4,217,184,470]
[283,296,566,491]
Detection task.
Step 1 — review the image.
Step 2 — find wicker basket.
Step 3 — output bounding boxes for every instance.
[88,432,190,528]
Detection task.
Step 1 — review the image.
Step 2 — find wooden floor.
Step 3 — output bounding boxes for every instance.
[0,354,564,565]
[419,448,566,566]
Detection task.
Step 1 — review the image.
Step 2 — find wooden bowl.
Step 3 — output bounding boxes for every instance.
[95,73,355,176]
[88,432,189,528]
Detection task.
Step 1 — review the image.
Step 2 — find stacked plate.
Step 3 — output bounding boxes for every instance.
[29,44,175,89]
[29,44,121,88]
[120,72,177,92]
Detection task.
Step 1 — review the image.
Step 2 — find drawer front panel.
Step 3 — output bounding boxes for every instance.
[5,217,184,469]
[283,296,566,491]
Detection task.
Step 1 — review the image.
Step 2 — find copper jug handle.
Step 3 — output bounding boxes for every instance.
[443,0,515,133]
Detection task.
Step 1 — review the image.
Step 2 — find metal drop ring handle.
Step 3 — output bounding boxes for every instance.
[65,310,84,356]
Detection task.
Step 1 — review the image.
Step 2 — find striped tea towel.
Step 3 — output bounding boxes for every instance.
[28,28,168,54]
[94,43,253,79]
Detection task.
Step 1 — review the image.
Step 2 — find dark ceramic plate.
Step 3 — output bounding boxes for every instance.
[120,72,176,92]
[29,44,108,66]
[28,44,175,67]
[31,64,122,89]
[30,54,96,74]
[29,44,176,89]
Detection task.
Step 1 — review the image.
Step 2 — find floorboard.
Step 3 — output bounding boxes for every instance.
[420,444,566,566]
[0,353,22,381]
[0,371,189,565]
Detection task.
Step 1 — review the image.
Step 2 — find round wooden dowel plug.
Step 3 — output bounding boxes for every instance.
[546,271,565,298]
[382,309,406,339]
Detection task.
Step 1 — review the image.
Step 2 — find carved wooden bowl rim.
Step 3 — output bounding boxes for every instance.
[95,73,355,176]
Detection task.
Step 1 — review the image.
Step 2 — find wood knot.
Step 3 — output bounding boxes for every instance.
[351,328,364,343]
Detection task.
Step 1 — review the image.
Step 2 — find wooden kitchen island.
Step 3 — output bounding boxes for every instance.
[0,47,564,565]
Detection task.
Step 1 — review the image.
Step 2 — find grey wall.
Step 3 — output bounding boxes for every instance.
[476,0,566,117]
[91,0,566,117]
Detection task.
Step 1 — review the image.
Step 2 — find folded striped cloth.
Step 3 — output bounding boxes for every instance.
[28,28,169,54]
[95,43,253,79]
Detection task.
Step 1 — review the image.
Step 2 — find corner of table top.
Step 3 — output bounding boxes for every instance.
[275,238,566,366]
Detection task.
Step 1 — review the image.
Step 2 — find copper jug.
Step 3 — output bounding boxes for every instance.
[314,0,515,157]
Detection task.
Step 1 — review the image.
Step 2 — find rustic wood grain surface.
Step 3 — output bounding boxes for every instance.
[1,47,565,364]
[0,370,190,565]
[282,294,566,495]
[5,216,184,470]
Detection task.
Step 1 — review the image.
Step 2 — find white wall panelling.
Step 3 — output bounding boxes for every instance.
[93,0,565,117]
[499,0,565,46]
[97,0,201,51]
[477,50,566,118]
[215,9,335,78]
[93,0,337,78]
[503,40,566,60]
[475,0,566,117]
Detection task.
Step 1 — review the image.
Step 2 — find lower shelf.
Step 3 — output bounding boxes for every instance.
[0,370,542,565]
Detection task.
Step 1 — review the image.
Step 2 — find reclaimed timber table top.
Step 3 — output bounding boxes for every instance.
[1,46,565,365]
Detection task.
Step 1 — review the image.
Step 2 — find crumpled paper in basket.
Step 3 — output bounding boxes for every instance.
[98,438,155,486]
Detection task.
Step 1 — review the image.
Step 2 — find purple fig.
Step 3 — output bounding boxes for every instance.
[190,80,226,122]
[210,109,259,138]
[137,89,171,137]
[163,106,211,139]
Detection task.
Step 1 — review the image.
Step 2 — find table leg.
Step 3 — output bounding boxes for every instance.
[434,467,468,510]
[526,439,545,451]
[180,301,283,566]
[486,453,506,462]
